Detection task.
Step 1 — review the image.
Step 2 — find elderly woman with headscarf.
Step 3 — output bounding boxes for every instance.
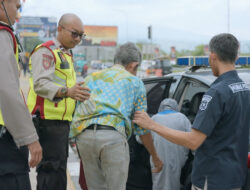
[151,98,191,190]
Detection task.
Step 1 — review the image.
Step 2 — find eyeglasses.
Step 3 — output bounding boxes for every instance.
[60,25,86,39]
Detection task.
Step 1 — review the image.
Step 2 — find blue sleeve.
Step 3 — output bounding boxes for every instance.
[192,88,223,136]
[133,79,150,136]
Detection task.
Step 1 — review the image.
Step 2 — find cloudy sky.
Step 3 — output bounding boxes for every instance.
[21,0,250,52]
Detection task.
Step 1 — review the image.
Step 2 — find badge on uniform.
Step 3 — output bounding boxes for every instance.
[42,54,53,70]
[199,95,212,111]
[58,52,69,69]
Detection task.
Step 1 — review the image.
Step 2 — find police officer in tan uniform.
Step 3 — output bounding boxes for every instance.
[0,0,42,189]
[27,13,90,190]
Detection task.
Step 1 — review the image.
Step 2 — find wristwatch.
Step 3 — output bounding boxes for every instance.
[61,87,68,98]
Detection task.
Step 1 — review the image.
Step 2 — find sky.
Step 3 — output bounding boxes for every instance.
[21,0,250,52]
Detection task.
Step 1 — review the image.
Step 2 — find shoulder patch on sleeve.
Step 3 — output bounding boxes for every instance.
[199,95,212,111]
[42,54,53,70]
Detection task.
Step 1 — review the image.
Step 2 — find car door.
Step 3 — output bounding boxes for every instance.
[173,77,209,123]
[127,76,174,189]
[143,77,175,116]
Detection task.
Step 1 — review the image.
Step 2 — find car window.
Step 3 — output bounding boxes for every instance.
[179,80,208,123]
[144,82,170,115]
[145,83,158,92]
[169,75,181,98]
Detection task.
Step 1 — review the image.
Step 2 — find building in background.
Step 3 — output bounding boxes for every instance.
[170,46,176,65]
[142,43,161,60]
[17,16,57,39]
[16,16,57,54]
[203,45,209,56]
[16,19,118,63]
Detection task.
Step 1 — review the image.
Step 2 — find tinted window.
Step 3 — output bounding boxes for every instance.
[179,80,208,123]
[145,83,158,92]
[169,75,181,98]
[144,82,169,115]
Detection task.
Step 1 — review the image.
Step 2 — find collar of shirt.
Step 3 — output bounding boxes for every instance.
[112,64,126,70]
[0,21,12,30]
[158,109,178,115]
[53,38,72,55]
[212,70,238,85]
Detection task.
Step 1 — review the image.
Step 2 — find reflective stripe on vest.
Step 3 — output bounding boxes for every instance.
[27,41,76,121]
[0,25,20,126]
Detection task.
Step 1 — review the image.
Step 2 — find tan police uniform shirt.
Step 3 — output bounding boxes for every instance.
[30,39,72,102]
[0,26,38,147]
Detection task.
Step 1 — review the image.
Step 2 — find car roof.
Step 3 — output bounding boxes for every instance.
[160,68,250,86]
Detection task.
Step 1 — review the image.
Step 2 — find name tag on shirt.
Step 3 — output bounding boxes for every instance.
[228,82,249,93]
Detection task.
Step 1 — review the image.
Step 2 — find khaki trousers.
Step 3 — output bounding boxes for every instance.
[76,128,129,190]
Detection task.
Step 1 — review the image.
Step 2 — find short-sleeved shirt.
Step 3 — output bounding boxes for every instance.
[192,70,250,190]
[70,64,149,139]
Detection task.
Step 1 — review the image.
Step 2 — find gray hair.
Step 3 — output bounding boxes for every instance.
[158,98,179,112]
[209,33,239,63]
[114,42,142,66]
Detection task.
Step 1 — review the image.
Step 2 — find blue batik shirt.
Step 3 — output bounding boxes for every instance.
[70,64,149,139]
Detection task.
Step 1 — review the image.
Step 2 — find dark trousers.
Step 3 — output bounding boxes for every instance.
[126,134,152,190]
[34,119,69,190]
[0,173,31,190]
[0,126,31,190]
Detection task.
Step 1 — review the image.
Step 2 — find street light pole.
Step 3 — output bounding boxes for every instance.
[147,25,153,60]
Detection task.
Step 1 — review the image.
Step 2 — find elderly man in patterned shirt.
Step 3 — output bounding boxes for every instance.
[71,42,163,190]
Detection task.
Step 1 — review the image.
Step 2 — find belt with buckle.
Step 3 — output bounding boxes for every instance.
[87,124,116,130]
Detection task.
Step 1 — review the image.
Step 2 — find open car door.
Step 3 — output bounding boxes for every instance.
[143,76,175,116]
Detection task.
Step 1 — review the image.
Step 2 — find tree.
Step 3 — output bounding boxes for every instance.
[136,42,143,51]
[176,49,193,57]
[192,44,205,56]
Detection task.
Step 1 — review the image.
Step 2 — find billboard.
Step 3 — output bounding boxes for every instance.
[16,16,57,38]
[82,25,118,46]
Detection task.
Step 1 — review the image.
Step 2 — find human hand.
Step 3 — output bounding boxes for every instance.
[133,111,155,130]
[152,156,163,173]
[28,140,42,168]
[67,81,90,101]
